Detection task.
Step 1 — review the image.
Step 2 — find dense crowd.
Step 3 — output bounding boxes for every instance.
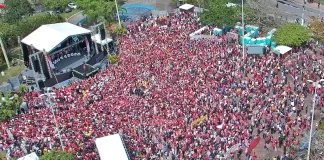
[1,12,324,160]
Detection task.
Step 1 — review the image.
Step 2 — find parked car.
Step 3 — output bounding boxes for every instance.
[46,11,55,15]
[68,3,77,9]
[65,7,72,13]
[56,7,63,13]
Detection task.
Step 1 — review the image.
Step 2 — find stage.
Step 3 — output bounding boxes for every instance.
[53,53,90,72]
[19,22,110,89]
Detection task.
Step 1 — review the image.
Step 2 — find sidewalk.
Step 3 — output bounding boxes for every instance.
[288,0,324,11]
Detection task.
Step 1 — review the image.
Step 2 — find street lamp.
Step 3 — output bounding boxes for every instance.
[39,90,65,150]
[306,79,324,160]
[302,5,305,25]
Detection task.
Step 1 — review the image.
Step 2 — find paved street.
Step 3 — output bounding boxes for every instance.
[277,0,324,23]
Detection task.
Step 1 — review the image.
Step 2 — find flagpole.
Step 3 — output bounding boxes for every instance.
[0,35,11,69]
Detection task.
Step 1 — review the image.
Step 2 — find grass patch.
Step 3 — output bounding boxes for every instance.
[60,9,82,19]
[319,121,324,131]
[0,64,24,84]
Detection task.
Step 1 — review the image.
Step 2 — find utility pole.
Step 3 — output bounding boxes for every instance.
[0,35,11,69]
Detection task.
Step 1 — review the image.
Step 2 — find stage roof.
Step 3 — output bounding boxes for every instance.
[95,134,129,160]
[21,22,91,53]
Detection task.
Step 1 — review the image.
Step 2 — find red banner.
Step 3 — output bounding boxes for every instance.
[247,136,260,155]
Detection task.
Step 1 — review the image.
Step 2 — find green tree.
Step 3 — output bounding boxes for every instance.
[3,0,34,23]
[0,21,19,49]
[200,0,239,27]
[273,23,310,47]
[308,16,324,40]
[40,150,74,160]
[41,0,69,10]
[77,0,125,24]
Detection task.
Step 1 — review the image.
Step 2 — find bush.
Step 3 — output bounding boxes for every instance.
[18,84,28,95]
[108,55,118,64]
[319,121,324,131]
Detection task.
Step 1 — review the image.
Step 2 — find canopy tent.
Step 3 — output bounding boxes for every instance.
[21,22,91,53]
[179,4,194,11]
[91,34,113,45]
[95,134,129,160]
[17,152,39,160]
[189,26,207,37]
[275,45,292,55]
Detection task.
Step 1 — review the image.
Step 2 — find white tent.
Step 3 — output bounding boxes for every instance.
[91,34,113,45]
[17,152,39,160]
[179,4,194,11]
[189,26,207,37]
[21,22,91,53]
[95,134,129,160]
[275,45,292,55]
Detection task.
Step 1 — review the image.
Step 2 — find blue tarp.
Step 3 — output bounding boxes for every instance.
[299,131,317,151]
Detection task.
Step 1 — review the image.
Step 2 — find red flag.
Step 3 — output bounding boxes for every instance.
[85,39,90,54]
[0,4,5,9]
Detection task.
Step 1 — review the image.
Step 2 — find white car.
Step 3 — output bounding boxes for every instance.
[68,3,77,9]
[46,11,55,15]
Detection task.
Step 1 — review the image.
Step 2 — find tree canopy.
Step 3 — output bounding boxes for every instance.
[3,0,34,23]
[0,92,23,121]
[40,150,74,160]
[77,0,124,24]
[308,17,324,40]
[273,23,310,47]
[200,0,239,27]
[41,0,69,9]
[200,0,286,31]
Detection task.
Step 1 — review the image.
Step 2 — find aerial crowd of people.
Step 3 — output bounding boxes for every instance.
[0,11,324,160]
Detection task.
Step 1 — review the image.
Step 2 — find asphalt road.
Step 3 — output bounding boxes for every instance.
[277,0,324,23]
